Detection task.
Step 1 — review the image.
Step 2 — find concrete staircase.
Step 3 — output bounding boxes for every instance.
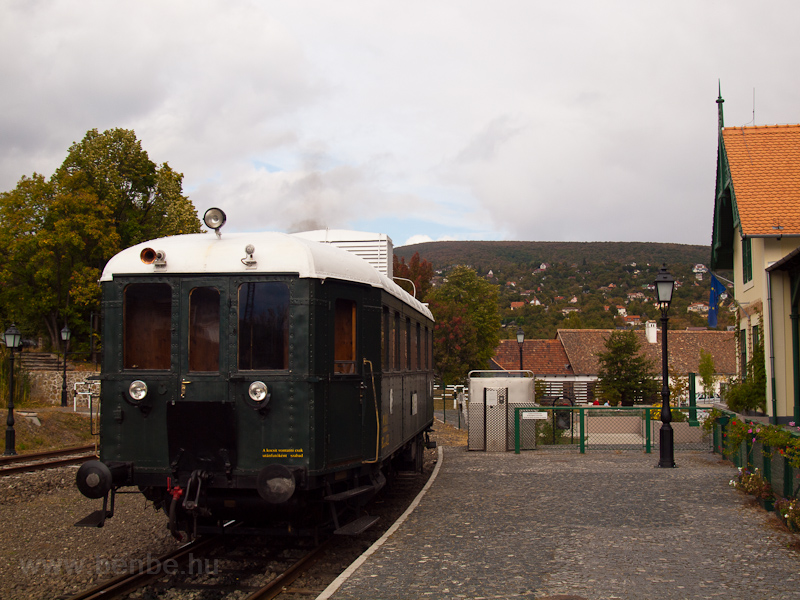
[19,352,66,371]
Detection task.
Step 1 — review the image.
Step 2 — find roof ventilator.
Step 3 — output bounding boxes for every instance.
[242,244,257,269]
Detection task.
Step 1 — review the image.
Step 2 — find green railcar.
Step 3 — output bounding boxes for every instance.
[76,209,434,537]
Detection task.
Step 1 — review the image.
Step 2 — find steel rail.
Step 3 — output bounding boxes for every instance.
[0,443,96,465]
[244,538,333,600]
[65,535,223,600]
[0,454,97,476]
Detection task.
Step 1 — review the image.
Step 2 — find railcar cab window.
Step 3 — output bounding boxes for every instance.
[124,283,171,370]
[335,299,357,374]
[238,282,289,370]
[189,287,220,372]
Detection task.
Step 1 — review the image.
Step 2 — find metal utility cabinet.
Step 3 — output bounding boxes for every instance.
[468,370,535,451]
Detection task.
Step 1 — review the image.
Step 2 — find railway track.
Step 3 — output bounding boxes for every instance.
[0,444,97,476]
[65,532,332,600]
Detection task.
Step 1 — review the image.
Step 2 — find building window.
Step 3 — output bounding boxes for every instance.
[740,328,747,379]
[742,237,753,284]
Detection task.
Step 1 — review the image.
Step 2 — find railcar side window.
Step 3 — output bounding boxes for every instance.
[415,322,421,370]
[124,283,171,370]
[189,287,220,372]
[334,299,357,374]
[382,307,390,370]
[425,326,431,370]
[406,317,412,370]
[238,282,289,370]
[393,312,401,370]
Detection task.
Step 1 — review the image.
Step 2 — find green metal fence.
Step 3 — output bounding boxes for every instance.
[712,409,800,500]
[513,405,714,454]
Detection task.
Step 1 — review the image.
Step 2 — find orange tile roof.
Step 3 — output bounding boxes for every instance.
[492,339,573,375]
[722,124,800,236]
[556,329,736,376]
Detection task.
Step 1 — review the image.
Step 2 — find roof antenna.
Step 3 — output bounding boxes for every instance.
[745,88,755,126]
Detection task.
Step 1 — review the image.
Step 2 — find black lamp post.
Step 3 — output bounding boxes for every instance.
[4,324,22,456]
[654,265,676,468]
[60,324,71,408]
[516,327,525,371]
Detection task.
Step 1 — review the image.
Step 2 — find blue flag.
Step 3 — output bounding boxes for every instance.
[708,274,726,327]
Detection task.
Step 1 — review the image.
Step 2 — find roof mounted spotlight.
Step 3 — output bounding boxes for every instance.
[203,207,227,238]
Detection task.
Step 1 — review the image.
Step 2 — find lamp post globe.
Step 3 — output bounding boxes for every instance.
[4,324,22,456]
[60,324,71,408]
[516,327,525,371]
[654,265,675,468]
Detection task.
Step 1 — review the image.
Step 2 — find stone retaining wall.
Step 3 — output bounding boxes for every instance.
[27,369,100,405]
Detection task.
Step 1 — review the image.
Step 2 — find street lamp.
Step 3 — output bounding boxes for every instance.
[516,327,525,371]
[654,265,675,468]
[4,324,22,456]
[60,324,71,408]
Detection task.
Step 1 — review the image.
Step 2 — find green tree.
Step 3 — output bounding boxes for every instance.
[698,348,716,398]
[393,252,434,301]
[725,336,766,413]
[428,266,501,384]
[428,298,478,386]
[55,128,201,247]
[0,128,202,350]
[596,330,658,406]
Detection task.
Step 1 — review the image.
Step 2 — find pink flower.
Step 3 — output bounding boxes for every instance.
[791,422,796,427]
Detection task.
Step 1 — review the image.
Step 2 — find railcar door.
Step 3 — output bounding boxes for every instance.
[326,297,364,465]
[168,279,235,475]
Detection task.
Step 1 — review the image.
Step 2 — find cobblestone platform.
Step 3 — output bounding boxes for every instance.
[320,446,800,600]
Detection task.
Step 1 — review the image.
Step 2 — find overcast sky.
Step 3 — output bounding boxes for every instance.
[2,1,798,248]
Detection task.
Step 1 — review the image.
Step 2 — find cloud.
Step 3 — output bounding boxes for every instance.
[2,1,800,246]
[401,233,460,247]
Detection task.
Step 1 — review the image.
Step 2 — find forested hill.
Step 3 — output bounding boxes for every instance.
[394,240,709,270]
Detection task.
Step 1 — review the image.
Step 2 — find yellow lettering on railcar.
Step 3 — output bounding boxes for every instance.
[380,414,390,449]
[262,448,305,459]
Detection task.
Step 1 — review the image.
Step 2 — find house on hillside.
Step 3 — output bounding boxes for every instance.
[491,325,736,404]
[687,302,709,314]
[710,91,800,423]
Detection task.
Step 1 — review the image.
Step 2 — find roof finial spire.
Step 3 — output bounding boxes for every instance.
[716,80,725,131]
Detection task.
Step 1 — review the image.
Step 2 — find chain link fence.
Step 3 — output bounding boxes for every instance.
[511,406,713,453]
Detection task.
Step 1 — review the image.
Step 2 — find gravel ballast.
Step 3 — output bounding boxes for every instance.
[0,420,462,600]
[0,466,179,600]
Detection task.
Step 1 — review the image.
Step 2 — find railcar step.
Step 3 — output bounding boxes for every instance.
[324,484,375,503]
[334,515,380,536]
[74,510,112,528]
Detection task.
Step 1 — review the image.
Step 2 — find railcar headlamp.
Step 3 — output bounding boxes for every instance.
[203,207,227,237]
[129,380,148,401]
[249,381,269,403]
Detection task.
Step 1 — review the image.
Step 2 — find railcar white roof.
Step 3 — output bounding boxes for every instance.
[100,231,432,319]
